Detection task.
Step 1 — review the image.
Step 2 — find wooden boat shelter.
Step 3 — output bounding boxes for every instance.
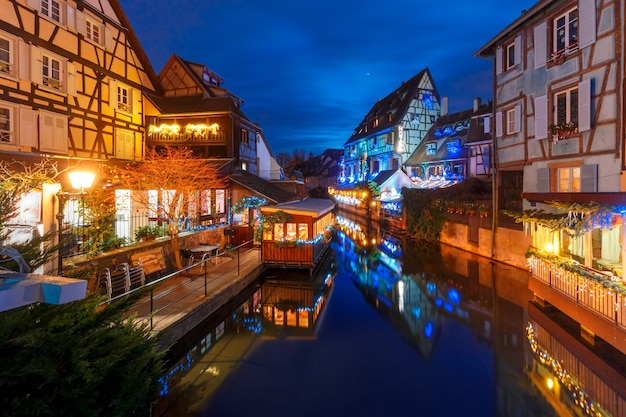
[261,198,335,271]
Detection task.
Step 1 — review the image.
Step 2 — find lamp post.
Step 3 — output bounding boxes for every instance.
[57,170,95,276]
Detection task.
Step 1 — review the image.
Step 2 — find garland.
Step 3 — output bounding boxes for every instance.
[526,248,626,295]
[504,201,618,236]
[232,196,267,214]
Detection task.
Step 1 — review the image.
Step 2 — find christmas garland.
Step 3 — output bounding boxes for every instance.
[232,196,267,214]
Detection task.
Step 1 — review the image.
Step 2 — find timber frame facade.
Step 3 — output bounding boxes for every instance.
[477,1,626,276]
[339,68,441,185]
[0,0,159,161]
[145,54,262,175]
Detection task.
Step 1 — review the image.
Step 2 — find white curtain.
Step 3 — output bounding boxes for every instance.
[601,226,621,262]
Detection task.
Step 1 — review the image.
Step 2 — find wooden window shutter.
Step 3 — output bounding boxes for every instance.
[495,111,503,137]
[533,22,547,69]
[19,108,37,147]
[581,164,597,192]
[496,47,503,75]
[534,95,548,139]
[53,115,68,154]
[66,62,76,95]
[66,4,76,32]
[18,40,30,81]
[514,35,522,66]
[105,27,114,51]
[26,0,38,10]
[579,0,596,48]
[537,167,550,193]
[109,78,117,109]
[75,11,86,35]
[578,78,591,132]
[30,46,42,85]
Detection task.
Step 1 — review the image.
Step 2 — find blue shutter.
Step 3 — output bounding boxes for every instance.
[537,168,550,193]
[581,164,597,192]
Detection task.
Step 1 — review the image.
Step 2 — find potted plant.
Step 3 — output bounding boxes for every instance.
[134,225,164,242]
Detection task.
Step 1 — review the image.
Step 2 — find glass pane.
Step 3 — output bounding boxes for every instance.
[555,15,566,51]
[556,92,567,124]
[0,38,9,63]
[568,9,578,46]
[558,168,570,192]
[572,167,581,192]
[286,223,297,240]
[569,89,578,124]
[298,223,308,240]
[274,223,283,239]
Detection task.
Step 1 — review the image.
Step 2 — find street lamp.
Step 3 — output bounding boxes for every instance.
[57,170,95,276]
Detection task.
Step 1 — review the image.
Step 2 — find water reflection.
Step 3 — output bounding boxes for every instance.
[155,213,626,417]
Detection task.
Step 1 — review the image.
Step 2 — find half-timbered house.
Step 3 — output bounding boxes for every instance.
[339,68,441,186]
[144,54,264,175]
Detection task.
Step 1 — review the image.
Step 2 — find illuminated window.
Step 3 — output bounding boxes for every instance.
[557,167,581,192]
[274,223,284,239]
[298,310,309,328]
[298,223,308,240]
[215,189,225,213]
[286,223,297,240]
[373,118,379,128]
[554,87,578,125]
[554,8,578,52]
[426,142,436,155]
[201,190,211,215]
[263,229,273,241]
[287,310,297,327]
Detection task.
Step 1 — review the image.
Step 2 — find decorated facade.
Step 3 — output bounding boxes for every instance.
[339,68,441,185]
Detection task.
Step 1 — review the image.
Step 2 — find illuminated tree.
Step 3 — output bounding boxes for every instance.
[106,146,228,269]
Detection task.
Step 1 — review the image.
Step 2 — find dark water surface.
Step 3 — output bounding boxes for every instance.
[155,228,626,417]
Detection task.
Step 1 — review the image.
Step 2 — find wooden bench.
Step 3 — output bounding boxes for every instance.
[131,247,168,279]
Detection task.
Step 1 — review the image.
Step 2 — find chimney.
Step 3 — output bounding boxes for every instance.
[441,96,448,116]
[473,97,481,112]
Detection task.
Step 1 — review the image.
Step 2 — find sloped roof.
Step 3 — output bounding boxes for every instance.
[294,148,342,177]
[405,102,492,166]
[229,166,296,204]
[344,68,440,146]
[372,169,414,192]
[262,198,335,218]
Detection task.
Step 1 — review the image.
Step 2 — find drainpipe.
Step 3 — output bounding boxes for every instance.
[490,60,498,261]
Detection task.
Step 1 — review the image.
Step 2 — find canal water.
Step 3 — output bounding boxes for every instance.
[154,222,626,417]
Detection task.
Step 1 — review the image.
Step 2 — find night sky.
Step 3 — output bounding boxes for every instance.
[120,0,536,156]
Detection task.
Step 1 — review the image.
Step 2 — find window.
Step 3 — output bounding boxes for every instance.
[557,167,581,192]
[85,17,102,44]
[241,129,248,144]
[506,108,516,134]
[117,85,130,112]
[0,35,14,77]
[298,223,308,240]
[506,42,516,69]
[286,223,297,240]
[201,190,211,215]
[215,189,225,213]
[554,87,579,126]
[426,142,436,155]
[0,105,13,144]
[274,223,284,239]
[554,8,578,52]
[42,54,62,90]
[373,118,379,128]
[41,0,62,23]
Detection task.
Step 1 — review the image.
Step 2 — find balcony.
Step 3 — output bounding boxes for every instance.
[528,253,626,353]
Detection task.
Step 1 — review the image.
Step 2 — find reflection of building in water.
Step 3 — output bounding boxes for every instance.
[526,303,626,417]
[261,270,334,338]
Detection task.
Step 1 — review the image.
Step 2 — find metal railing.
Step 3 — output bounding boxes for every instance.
[100,241,260,330]
[529,255,626,328]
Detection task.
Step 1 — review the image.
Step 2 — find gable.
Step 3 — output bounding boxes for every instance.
[160,57,204,96]
[84,0,121,25]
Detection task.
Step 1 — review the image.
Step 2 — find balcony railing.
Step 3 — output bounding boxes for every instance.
[528,255,626,328]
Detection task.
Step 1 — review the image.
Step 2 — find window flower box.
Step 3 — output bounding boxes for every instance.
[549,122,578,143]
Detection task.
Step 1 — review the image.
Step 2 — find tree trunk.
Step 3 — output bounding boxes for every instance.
[170,233,183,270]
